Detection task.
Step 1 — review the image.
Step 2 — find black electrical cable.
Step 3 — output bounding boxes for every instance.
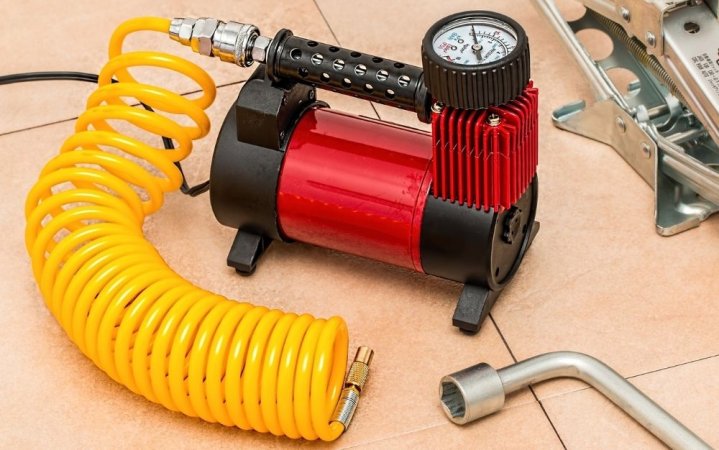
[0,71,210,196]
[0,71,102,85]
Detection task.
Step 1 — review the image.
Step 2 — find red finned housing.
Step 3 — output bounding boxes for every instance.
[431,82,539,212]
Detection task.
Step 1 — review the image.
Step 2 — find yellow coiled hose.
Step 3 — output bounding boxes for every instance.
[24,17,352,441]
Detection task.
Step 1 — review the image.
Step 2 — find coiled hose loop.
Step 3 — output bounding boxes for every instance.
[24,17,350,441]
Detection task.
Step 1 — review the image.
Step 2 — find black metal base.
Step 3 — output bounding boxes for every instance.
[453,221,540,334]
[226,229,273,276]
[453,285,501,334]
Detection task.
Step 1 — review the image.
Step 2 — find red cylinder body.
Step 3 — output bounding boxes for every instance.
[277,108,433,271]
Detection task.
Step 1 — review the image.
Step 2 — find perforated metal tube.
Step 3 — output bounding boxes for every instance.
[266,33,429,119]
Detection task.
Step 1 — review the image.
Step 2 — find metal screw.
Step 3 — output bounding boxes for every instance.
[333,59,345,71]
[354,64,367,76]
[615,116,626,133]
[488,113,501,126]
[645,32,656,48]
[502,207,522,244]
[620,7,631,22]
[398,75,411,87]
[376,70,389,81]
[641,142,652,158]
[431,102,444,114]
[311,53,324,65]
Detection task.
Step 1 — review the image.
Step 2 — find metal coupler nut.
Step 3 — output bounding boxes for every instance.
[169,17,265,67]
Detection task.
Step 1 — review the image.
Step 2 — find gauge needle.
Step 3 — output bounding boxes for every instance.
[471,25,482,60]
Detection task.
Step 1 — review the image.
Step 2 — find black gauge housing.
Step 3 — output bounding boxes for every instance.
[421,10,530,109]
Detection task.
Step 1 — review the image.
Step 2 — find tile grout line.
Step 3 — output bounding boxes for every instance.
[527,352,719,405]
[311,0,342,48]
[488,315,518,364]
[368,102,382,120]
[0,79,247,138]
[341,422,449,449]
[341,399,555,450]
[627,352,719,380]
[489,314,568,450]
[310,0,382,121]
[0,117,80,138]
[529,391,568,450]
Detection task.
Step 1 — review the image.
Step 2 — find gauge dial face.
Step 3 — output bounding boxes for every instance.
[432,16,518,66]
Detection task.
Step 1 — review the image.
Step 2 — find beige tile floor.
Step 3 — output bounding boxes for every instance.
[1,0,718,448]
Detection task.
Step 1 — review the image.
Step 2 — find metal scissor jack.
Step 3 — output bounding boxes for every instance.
[534,0,719,235]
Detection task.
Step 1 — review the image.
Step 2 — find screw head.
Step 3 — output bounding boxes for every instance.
[502,207,523,244]
[645,32,656,48]
[620,7,631,22]
[615,116,626,133]
[641,142,652,158]
[488,113,502,126]
[431,102,444,114]
[333,59,345,71]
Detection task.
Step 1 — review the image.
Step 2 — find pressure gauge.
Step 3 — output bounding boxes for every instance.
[431,16,518,66]
[421,11,530,109]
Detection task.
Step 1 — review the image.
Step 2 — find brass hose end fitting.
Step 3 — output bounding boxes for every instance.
[331,346,374,432]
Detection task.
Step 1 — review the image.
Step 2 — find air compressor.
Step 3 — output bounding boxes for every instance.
[18,9,539,441]
[176,11,540,334]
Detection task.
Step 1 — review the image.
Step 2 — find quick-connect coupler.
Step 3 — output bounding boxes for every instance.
[169,17,271,66]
